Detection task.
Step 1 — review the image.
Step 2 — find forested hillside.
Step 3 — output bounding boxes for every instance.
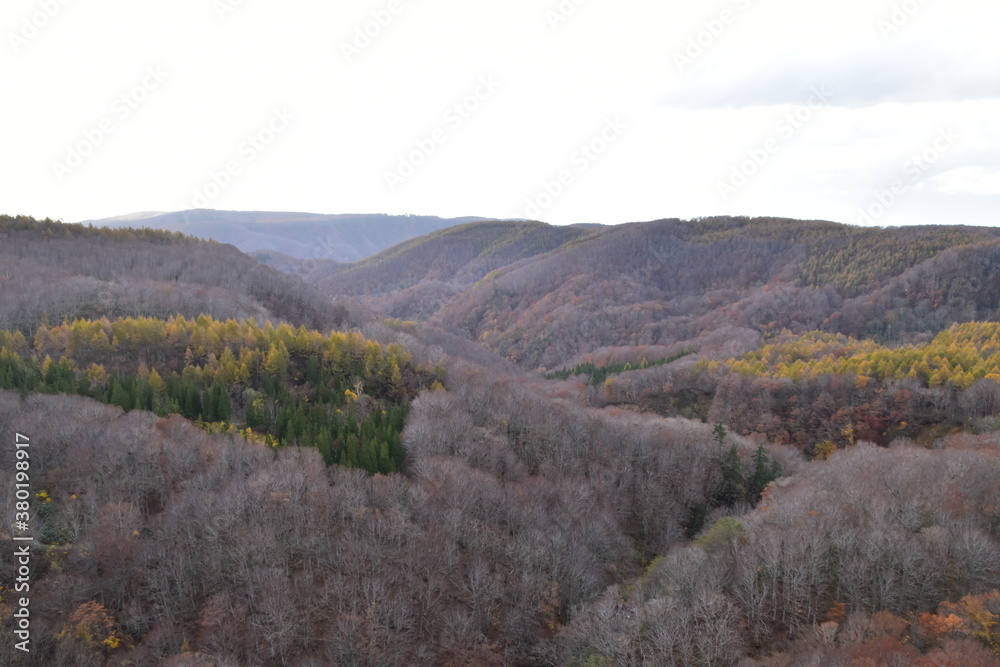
[310,220,595,321]
[3,214,1000,665]
[306,216,1000,369]
[1,315,438,472]
[551,441,1000,665]
[0,215,351,333]
[597,322,1000,455]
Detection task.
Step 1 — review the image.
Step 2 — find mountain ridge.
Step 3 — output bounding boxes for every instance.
[80,209,495,263]
[300,215,1000,368]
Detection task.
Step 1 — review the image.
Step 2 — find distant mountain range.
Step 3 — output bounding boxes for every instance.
[305,216,1000,369]
[57,211,1000,372]
[80,210,492,263]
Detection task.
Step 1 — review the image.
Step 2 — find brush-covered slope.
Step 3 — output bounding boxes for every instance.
[308,216,1000,368]
[312,219,596,296]
[0,215,350,332]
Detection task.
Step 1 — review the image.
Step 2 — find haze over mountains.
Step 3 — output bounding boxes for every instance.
[81,210,491,263]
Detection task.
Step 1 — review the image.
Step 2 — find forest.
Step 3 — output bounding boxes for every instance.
[595,322,1000,455]
[544,350,691,386]
[0,314,439,473]
[0,214,352,335]
[2,214,1000,666]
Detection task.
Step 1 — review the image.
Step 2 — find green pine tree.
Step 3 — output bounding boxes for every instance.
[717,444,746,506]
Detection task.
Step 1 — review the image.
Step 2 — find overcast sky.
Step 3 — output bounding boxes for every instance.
[3,0,998,227]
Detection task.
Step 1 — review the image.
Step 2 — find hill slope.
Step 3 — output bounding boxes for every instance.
[310,219,597,320]
[313,219,596,293]
[0,215,350,332]
[309,216,1000,368]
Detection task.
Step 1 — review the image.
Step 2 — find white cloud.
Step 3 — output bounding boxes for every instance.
[1,0,998,228]
[924,166,1000,196]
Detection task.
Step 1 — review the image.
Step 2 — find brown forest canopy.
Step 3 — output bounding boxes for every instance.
[308,215,1000,369]
[0,214,352,333]
[3,213,1000,665]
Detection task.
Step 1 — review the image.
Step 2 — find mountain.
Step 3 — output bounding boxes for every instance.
[305,213,1000,450]
[307,216,1000,369]
[80,209,490,262]
[0,214,352,332]
[4,213,1000,666]
[312,219,596,293]
[308,219,596,321]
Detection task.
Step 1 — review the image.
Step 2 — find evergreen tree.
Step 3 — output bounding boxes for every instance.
[315,426,334,465]
[713,423,728,448]
[342,433,359,468]
[180,382,202,420]
[377,442,393,474]
[389,431,405,471]
[109,378,132,411]
[305,353,321,384]
[214,382,231,422]
[717,444,746,506]
[747,445,781,503]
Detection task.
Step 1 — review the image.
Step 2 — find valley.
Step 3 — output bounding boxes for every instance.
[1,212,999,665]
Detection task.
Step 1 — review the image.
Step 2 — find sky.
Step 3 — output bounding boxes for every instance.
[2,0,999,228]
